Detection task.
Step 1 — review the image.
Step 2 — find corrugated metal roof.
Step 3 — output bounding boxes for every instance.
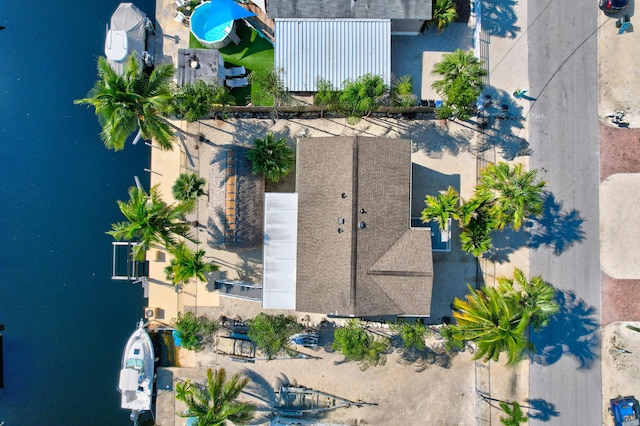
[275,19,391,92]
[262,193,298,310]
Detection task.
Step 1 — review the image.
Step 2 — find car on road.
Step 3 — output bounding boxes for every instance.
[599,0,629,11]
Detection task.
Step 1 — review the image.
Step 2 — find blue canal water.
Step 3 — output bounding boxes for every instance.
[0,1,158,424]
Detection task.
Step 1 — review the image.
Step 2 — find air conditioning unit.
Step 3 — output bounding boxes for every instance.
[145,307,158,319]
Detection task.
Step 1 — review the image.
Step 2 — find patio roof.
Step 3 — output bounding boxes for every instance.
[274,19,391,92]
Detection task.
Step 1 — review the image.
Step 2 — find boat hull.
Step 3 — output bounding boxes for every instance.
[118,321,155,415]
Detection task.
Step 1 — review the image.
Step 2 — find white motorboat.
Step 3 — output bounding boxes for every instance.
[105,3,154,75]
[118,320,155,424]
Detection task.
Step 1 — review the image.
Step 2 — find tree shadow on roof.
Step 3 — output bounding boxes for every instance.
[481,0,521,39]
[529,290,599,369]
[528,192,585,255]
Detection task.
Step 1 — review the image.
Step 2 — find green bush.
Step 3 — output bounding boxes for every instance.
[439,325,466,352]
[314,79,340,113]
[338,74,388,119]
[247,313,303,360]
[173,311,218,351]
[390,75,417,107]
[165,80,234,122]
[332,319,389,370]
[248,68,289,107]
[390,320,430,350]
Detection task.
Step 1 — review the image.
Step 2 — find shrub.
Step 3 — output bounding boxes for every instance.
[390,320,430,350]
[166,80,234,122]
[390,75,417,107]
[247,313,303,360]
[173,311,218,351]
[339,74,388,119]
[248,68,289,107]
[314,79,340,114]
[332,319,389,370]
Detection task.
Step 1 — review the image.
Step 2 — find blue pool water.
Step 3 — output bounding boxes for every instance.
[191,2,232,42]
[0,0,156,424]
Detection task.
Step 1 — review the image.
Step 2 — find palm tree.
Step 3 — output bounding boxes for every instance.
[476,162,546,230]
[421,186,460,231]
[432,49,487,93]
[176,368,255,426]
[173,173,207,202]
[449,284,533,365]
[430,0,458,33]
[431,49,487,120]
[499,401,528,426]
[245,132,295,182]
[75,55,176,151]
[459,210,495,256]
[165,242,219,285]
[498,268,559,331]
[107,185,195,261]
[339,74,388,118]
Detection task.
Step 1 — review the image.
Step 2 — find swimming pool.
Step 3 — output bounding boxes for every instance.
[190,1,235,49]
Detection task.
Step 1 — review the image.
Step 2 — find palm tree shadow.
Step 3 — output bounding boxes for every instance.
[530,290,599,368]
[396,344,455,372]
[481,0,521,39]
[482,226,529,264]
[525,398,560,421]
[527,192,585,255]
[317,319,337,352]
[394,119,474,158]
[478,87,530,160]
[240,369,278,424]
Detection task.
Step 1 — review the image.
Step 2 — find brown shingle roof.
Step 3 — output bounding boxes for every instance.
[295,136,433,317]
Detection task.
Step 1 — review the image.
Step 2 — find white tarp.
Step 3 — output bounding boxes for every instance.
[105,3,149,75]
[262,193,298,309]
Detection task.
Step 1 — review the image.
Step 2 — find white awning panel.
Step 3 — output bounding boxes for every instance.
[262,193,298,309]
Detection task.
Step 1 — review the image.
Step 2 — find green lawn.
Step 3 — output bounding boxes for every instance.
[189,21,274,105]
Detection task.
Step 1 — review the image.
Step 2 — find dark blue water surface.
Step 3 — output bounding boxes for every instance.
[0,1,157,424]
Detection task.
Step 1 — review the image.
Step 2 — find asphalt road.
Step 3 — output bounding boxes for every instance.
[526,1,602,425]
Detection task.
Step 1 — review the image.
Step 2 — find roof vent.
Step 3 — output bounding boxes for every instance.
[338,218,345,224]
[338,228,344,233]
[341,193,347,198]
[358,221,366,229]
[360,208,366,214]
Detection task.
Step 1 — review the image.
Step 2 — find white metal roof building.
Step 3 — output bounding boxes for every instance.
[274,19,391,92]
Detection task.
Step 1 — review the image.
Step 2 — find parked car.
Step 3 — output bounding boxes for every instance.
[609,396,640,426]
[599,0,629,11]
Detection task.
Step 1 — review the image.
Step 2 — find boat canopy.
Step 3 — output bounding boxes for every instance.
[119,368,140,392]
